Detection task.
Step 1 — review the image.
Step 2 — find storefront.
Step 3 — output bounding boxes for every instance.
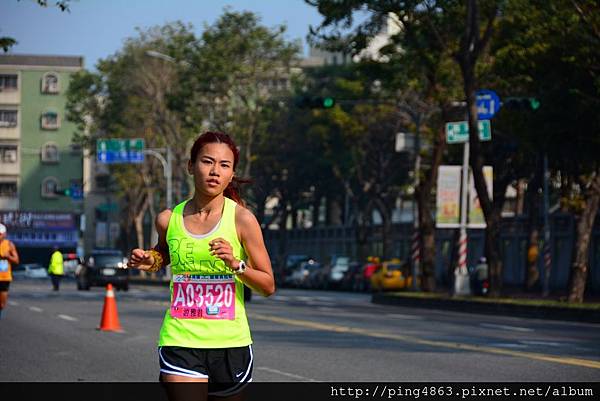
[0,210,79,265]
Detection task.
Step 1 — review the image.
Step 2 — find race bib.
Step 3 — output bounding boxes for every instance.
[0,260,8,272]
[170,274,236,320]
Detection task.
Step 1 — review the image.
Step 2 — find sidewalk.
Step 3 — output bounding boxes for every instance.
[372,290,600,324]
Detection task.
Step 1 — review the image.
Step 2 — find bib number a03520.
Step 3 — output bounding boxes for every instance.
[170,274,236,320]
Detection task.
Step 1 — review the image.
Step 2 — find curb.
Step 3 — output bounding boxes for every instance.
[371,293,600,324]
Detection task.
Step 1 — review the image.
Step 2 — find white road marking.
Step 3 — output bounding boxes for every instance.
[489,343,529,349]
[385,313,424,320]
[256,367,317,382]
[480,323,534,332]
[57,314,78,322]
[272,295,290,301]
[520,340,563,347]
[29,306,43,313]
[8,301,18,306]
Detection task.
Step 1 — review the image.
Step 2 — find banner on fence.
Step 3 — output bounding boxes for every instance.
[436,165,461,228]
[468,166,493,228]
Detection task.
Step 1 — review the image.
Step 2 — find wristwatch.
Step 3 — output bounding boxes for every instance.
[233,260,247,275]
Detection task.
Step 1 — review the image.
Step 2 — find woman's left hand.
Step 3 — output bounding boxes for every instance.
[209,237,240,270]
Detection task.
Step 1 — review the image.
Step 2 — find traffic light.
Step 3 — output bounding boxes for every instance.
[295,95,335,109]
[502,97,540,111]
[54,187,72,197]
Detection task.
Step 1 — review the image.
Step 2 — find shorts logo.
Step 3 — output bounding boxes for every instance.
[236,371,244,378]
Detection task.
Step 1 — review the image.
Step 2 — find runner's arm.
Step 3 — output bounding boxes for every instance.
[235,207,275,297]
[127,209,171,270]
[7,242,19,265]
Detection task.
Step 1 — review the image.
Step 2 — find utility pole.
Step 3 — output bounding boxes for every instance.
[144,147,173,280]
[453,139,472,295]
[411,115,421,291]
[542,153,552,296]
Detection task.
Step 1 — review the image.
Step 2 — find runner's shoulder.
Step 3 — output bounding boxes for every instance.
[235,204,259,228]
[156,209,173,231]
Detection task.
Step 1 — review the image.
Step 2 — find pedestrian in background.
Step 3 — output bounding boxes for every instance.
[0,223,20,319]
[48,246,64,291]
[128,131,275,400]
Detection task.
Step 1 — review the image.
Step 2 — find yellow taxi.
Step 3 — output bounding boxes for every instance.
[370,258,416,291]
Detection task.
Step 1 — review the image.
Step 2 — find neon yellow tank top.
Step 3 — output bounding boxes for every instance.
[158,197,252,348]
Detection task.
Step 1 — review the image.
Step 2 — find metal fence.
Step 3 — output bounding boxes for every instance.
[263,213,600,294]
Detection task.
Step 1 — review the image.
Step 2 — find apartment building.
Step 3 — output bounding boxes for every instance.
[0,54,84,263]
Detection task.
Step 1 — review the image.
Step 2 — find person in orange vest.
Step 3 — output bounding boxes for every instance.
[0,223,20,319]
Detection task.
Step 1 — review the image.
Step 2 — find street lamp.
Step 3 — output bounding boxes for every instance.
[145,50,192,68]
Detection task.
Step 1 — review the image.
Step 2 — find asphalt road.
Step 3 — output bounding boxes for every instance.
[1,278,599,382]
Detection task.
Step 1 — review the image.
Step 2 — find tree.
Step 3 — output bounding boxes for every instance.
[192,10,300,185]
[67,22,203,249]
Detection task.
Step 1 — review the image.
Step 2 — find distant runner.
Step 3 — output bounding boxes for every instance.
[0,223,20,319]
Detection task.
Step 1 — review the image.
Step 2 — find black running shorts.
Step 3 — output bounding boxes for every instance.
[158,345,253,396]
[0,281,10,291]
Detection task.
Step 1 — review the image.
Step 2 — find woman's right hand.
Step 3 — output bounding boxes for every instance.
[127,248,155,271]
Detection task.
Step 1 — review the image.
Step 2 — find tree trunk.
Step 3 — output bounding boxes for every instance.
[354,200,371,264]
[417,121,447,292]
[568,173,600,303]
[374,198,393,260]
[515,179,526,215]
[525,168,542,290]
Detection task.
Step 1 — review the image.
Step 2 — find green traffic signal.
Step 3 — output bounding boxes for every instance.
[503,97,540,111]
[322,97,335,108]
[529,98,540,110]
[295,95,335,109]
[53,187,71,196]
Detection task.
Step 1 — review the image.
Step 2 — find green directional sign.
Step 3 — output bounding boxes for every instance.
[445,120,491,144]
[97,138,145,163]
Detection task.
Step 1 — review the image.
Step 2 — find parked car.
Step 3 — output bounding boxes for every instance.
[281,254,312,287]
[306,262,329,289]
[339,262,363,291]
[76,249,129,291]
[325,256,351,290]
[284,259,320,288]
[12,263,49,279]
[370,259,415,292]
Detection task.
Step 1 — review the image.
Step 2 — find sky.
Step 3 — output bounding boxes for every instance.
[1,0,326,70]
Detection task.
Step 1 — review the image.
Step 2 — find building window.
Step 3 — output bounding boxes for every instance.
[41,111,60,130]
[0,145,18,163]
[0,110,18,128]
[41,72,59,94]
[41,177,59,198]
[0,182,17,197]
[41,142,59,163]
[70,143,83,155]
[0,74,18,91]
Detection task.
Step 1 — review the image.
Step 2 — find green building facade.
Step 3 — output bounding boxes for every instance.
[0,55,84,264]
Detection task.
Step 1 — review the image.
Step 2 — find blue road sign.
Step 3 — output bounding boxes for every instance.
[70,183,83,200]
[476,89,501,120]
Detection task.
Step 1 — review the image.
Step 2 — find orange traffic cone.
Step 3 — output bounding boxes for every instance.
[97,283,123,332]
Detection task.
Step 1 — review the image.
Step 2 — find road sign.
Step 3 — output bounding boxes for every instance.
[476,89,501,119]
[97,138,145,164]
[395,132,415,152]
[70,183,83,200]
[446,120,492,144]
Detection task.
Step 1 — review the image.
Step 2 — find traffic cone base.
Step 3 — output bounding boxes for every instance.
[98,283,123,332]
